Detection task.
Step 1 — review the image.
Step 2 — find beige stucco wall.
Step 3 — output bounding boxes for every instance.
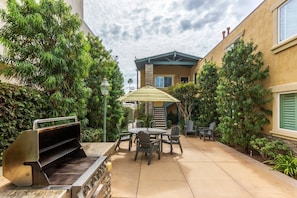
[64,0,94,36]
[195,0,297,140]
[140,65,194,88]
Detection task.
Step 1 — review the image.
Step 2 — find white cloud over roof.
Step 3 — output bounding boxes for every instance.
[84,0,263,91]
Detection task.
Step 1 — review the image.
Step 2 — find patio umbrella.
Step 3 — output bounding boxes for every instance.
[118,86,180,127]
[118,85,180,103]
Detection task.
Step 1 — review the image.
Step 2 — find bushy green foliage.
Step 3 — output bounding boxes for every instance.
[250,136,291,160]
[81,127,102,142]
[0,82,48,165]
[167,111,178,125]
[196,61,219,127]
[0,0,92,120]
[266,153,297,179]
[106,63,125,141]
[169,82,199,122]
[85,35,125,141]
[216,40,271,150]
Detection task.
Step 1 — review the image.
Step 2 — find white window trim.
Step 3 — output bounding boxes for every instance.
[224,30,245,51]
[180,76,189,83]
[154,75,174,88]
[270,82,297,140]
[271,0,297,54]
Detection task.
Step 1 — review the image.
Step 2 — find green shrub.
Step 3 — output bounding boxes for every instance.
[0,82,48,165]
[81,127,102,142]
[167,111,178,125]
[250,137,291,160]
[266,153,297,179]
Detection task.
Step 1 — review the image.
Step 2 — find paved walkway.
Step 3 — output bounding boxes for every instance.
[111,136,297,198]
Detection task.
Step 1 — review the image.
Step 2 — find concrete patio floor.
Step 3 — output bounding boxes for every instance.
[111,135,297,198]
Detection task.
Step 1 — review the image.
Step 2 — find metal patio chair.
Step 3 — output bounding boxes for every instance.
[136,120,145,128]
[184,120,197,136]
[199,122,216,141]
[115,124,132,151]
[162,126,183,154]
[134,131,161,165]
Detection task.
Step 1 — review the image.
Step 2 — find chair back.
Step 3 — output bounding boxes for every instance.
[136,120,145,128]
[136,131,151,148]
[186,120,194,130]
[209,122,216,131]
[171,126,180,136]
[116,124,121,134]
[150,120,156,128]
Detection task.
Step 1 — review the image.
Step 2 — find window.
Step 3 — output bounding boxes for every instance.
[280,93,297,131]
[271,83,297,139]
[279,0,297,42]
[155,76,172,88]
[181,77,189,83]
[224,30,245,51]
[271,0,297,53]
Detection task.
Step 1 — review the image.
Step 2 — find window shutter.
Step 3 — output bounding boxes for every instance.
[280,93,297,130]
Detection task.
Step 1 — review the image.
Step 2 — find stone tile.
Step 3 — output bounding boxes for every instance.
[111,152,140,197]
[138,180,194,198]
[110,136,297,198]
[218,162,297,198]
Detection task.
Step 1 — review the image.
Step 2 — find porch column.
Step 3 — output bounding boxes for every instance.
[145,64,154,118]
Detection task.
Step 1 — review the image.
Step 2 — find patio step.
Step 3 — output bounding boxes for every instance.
[153,107,167,129]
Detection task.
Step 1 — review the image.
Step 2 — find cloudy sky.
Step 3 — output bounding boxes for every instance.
[84,0,263,91]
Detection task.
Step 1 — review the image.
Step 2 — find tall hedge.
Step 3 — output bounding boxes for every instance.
[0,82,48,165]
[216,40,271,151]
[196,61,219,127]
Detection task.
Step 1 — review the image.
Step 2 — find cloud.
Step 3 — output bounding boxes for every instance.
[84,0,264,92]
[182,0,218,11]
[179,19,192,31]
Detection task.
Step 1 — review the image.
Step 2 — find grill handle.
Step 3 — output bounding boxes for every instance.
[33,116,78,130]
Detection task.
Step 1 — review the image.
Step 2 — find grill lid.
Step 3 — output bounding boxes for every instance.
[2,116,88,186]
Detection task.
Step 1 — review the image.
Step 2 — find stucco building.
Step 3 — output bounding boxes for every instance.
[193,0,297,141]
[137,0,297,142]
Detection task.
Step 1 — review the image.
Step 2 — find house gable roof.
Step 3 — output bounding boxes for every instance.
[134,51,201,70]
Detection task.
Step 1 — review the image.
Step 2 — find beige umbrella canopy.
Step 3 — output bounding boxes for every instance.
[118,86,180,102]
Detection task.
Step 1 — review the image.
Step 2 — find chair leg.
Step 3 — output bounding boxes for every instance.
[170,143,173,155]
[158,147,161,160]
[128,137,132,151]
[179,141,183,153]
[115,139,120,151]
[134,150,138,161]
[148,152,152,165]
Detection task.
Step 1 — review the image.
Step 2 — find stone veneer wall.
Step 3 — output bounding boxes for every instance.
[145,64,154,117]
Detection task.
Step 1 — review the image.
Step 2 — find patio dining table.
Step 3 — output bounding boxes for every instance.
[129,128,168,153]
[128,127,167,135]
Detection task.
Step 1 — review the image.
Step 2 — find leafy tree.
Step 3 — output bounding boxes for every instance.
[106,61,125,141]
[85,35,110,128]
[216,40,271,151]
[0,0,91,120]
[196,61,219,127]
[85,35,125,141]
[169,82,199,123]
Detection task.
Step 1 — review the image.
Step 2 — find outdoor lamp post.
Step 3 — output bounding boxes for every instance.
[100,78,109,142]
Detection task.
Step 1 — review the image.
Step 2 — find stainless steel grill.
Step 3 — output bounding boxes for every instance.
[2,116,111,198]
